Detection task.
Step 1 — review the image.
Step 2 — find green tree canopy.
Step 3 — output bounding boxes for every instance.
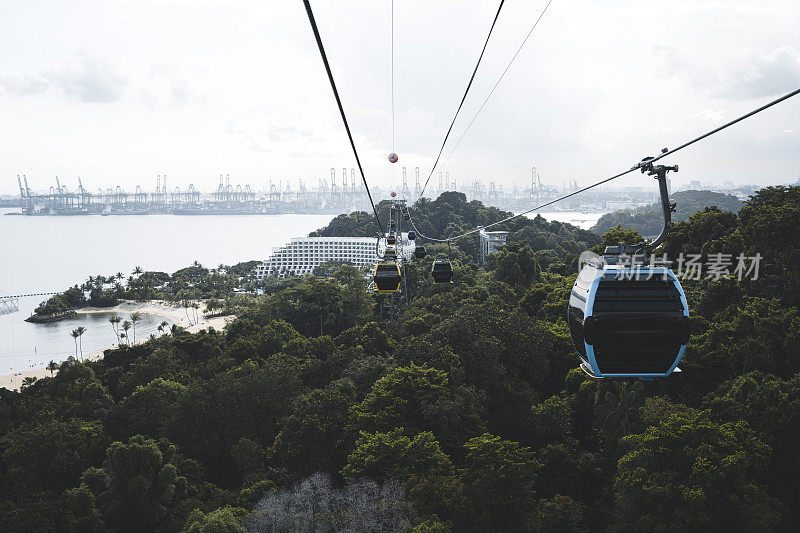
[342,429,454,481]
[613,410,780,531]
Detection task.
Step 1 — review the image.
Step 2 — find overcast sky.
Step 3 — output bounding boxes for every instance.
[1,0,798,196]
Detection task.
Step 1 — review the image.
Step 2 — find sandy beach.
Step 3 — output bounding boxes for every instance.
[0,300,232,392]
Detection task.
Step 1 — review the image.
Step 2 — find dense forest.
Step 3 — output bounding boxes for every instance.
[2,187,799,532]
[591,189,742,236]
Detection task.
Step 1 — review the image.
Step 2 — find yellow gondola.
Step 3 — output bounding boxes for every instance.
[373,262,402,292]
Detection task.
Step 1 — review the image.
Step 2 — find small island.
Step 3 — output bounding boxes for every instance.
[25,285,89,323]
[26,261,262,324]
[25,309,77,323]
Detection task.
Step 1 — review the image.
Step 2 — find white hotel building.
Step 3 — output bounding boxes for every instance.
[256,236,379,278]
[479,228,509,266]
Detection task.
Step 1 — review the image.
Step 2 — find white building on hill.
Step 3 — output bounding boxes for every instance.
[256,236,379,278]
[479,228,509,265]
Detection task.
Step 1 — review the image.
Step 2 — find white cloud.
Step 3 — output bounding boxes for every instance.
[0,52,127,103]
[726,46,800,99]
[46,53,128,103]
[137,65,196,109]
[0,73,49,96]
[655,45,800,100]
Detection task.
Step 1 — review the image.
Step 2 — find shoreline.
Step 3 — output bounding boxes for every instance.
[0,300,233,392]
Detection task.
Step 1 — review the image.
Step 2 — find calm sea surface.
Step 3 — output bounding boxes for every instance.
[525,210,603,229]
[0,209,334,374]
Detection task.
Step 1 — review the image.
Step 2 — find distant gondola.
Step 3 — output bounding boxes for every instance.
[383,248,397,260]
[373,262,402,292]
[387,234,397,245]
[407,231,416,241]
[431,259,453,283]
[414,245,426,258]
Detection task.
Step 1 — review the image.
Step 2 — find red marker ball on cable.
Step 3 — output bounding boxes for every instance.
[388,153,398,163]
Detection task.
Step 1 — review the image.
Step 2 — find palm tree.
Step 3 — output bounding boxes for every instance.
[109,314,122,344]
[70,329,80,358]
[157,320,169,336]
[47,360,58,377]
[132,265,143,277]
[122,320,132,345]
[21,376,37,390]
[75,326,86,361]
[130,312,141,345]
[594,381,644,437]
[182,300,192,325]
[191,302,200,324]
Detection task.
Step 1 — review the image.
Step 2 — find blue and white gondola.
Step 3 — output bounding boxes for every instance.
[568,260,689,378]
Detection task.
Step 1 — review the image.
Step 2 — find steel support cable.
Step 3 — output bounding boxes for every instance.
[302,0,384,234]
[391,0,397,192]
[391,0,395,155]
[440,0,554,169]
[411,86,800,243]
[406,204,449,242]
[416,0,506,202]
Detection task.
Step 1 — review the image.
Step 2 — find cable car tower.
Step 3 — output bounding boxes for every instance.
[0,283,20,316]
[0,297,19,316]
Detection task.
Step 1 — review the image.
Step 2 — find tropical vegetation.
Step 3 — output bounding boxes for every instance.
[591,189,742,236]
[32,262,262,319]
[1,187,798,531]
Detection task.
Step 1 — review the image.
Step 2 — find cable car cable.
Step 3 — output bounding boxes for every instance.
[410,86,800,243]
[391,0,398,191]
[416,0,506,203]
[391,0,395,156]
[302,0,385,234]
[440,0,554,170]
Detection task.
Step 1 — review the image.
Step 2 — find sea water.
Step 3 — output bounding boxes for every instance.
[0,209,334,373]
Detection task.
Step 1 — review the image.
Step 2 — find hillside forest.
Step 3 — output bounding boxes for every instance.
[1,187,799,532]
[591,190,742,236]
